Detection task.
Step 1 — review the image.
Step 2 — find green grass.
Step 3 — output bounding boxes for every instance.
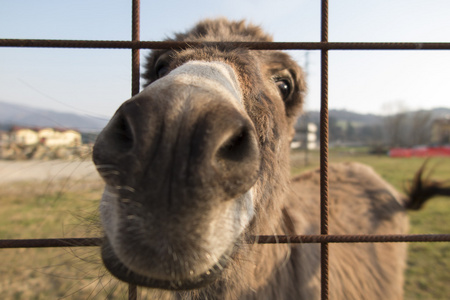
[405,196,450,300]
[1,154,449,299]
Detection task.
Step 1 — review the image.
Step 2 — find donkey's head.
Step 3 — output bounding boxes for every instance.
[93,19,305,290]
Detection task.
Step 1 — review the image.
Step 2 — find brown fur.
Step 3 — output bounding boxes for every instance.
[93,19,449,299]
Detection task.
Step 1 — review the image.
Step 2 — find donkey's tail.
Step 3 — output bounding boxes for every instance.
[405,162,450,210]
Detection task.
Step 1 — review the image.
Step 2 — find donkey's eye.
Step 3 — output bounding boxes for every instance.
[276,79,291,100]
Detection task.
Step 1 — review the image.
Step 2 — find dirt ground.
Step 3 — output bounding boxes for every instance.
[0,159,100,183]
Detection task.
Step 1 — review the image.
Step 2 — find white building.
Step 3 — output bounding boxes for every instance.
[10,127,40,145]
[9,127,82,147]
[292,122,318,150]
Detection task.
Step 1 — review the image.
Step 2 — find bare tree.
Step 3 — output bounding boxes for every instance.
[408,110,433,146]
[382,101,409,147]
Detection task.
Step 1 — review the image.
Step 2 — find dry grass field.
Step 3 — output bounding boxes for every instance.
[0,153,449,299]
[0,160,130,299]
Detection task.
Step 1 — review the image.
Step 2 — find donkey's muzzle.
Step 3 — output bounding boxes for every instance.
[93,61,260,207]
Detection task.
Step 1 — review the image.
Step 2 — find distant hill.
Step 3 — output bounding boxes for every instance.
[296,107,450,147]
[299,109,382,127]
[0,101,109,132]
[298,107,450,128]
[1,100,449,136]
[429,107,450,118]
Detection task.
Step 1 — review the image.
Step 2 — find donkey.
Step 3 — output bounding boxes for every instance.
[93,19,449,299]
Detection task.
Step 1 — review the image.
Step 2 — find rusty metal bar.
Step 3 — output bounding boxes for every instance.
[2,234,449,249]
[250,234,450,244]
[320,1,330,299]
[131,0,140,97]
[2,39,450,50]
[129,282,138,300]
[0,238,102,248]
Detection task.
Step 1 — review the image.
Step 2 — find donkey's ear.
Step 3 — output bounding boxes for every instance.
[142,49,169,87]
[142,50,158,87]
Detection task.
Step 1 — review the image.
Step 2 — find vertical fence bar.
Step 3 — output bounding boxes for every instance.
[131,0,140,97]
[129,0,140,299]
[129,284,138,300]
[320,0,329,300]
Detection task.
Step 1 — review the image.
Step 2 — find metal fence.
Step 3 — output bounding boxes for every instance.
[1,1,450,299]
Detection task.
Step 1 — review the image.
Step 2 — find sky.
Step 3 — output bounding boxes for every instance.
[1,0,450,122]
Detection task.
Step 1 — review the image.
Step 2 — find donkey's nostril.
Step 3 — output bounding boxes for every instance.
[106,113,134,152]
[217,127,251,162]
[215,122,259,170]
[211,121,259,198]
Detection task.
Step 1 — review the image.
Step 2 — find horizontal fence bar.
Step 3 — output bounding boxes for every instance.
[250,234,450,244]
[1,39,450,50]
[1,234,449,249]
[0,238,102,248]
